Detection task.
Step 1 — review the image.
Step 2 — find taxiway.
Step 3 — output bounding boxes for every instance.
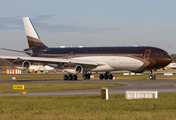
[0,79,176,96]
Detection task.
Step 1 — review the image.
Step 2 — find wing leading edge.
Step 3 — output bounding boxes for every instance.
[0,56,103,66]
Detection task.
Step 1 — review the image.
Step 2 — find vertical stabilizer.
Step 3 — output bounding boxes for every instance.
[23,17,47,48]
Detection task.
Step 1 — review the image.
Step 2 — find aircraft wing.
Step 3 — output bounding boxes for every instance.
[0,56,104,66]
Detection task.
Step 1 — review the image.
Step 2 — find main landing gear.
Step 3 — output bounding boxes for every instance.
[83,73,91,80]
[99,73,113,80]
[64,74,78,80]
[149,70,156,80]
[63,72,114,80]
[64,73,91,80]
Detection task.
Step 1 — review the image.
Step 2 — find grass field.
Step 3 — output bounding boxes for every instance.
[0,73,176,119]
[0,93,176,120]
[0,83,126,93]
[1,74,176,80]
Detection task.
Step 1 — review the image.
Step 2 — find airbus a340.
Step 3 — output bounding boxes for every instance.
[0,17,172,80]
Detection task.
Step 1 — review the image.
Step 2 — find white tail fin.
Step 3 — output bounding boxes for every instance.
[23,17,47,48]
[23,17,39,39]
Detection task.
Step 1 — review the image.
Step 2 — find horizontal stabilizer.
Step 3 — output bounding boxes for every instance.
[0,48,32,54]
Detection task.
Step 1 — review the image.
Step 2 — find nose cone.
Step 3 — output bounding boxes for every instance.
[166,55,172,65]
[154,55,172,69]
[162,55,172,67]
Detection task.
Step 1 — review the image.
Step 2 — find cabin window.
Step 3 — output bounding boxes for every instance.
[156,52,168,56]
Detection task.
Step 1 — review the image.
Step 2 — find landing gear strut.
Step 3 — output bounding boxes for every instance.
[99,73,113,80]
[64,74,78,80]
[149,70,156,80]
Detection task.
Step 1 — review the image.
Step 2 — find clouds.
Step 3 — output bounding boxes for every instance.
[0,17,23,30]
[0,0,176,55]
[35,23,119,33]
[0,15,120,34]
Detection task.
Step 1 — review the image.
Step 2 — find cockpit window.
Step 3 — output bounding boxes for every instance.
[156,52,168,56]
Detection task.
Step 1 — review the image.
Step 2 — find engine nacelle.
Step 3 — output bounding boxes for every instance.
[63,64,83,74]
[12,60,31,70]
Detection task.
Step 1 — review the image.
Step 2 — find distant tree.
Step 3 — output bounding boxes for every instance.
[0,61,2,66]
[0,59,4,66]
[0,59,11,68]
[171,54,176,63]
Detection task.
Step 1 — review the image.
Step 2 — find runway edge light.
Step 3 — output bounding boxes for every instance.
[22,92,26,96]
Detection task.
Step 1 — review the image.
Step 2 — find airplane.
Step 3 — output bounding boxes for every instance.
[168,63,176,69]
[0,17,172,80]
[13,64,54,73]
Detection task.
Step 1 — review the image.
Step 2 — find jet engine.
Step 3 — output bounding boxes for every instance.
[12,60,31,70]
[63,64,83,74]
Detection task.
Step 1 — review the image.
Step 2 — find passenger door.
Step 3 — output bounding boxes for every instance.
[144,49,151,60]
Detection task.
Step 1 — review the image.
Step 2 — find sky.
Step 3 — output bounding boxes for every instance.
[0,0,176,56]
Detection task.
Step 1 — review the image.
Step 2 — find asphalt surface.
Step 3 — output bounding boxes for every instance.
[0,79,176,96]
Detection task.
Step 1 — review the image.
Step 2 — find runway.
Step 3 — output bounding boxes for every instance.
[0,79,176,96]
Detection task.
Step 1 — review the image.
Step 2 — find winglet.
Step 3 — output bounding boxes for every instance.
[23,17,47,49]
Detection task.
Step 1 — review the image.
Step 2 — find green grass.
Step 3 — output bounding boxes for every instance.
[1,74,176,80]
[0,74,64,80]
[0,93,176,120]
[0,83,126,93]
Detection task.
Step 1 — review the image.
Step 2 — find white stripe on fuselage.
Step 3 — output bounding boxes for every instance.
[71,56,144,72]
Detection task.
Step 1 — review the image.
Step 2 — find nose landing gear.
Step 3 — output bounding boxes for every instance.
[149,74,156,80]
[149,70,156,80]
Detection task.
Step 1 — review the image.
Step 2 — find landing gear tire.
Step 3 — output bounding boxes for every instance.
[153,75,156,79]
[68,74,73,80]
[83,74,90,80]
[83,75,86,80]
[73,74,78,80]
[104,74,109,80]
[86,74,90,80]
[149,75,156,80]
[99,74,104,80]
[108,74,113,80]
[64,74,78,80]
[99,74,113,80]
[64,75,68,80]
[150,70,156,80]
[149,75,153,80]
